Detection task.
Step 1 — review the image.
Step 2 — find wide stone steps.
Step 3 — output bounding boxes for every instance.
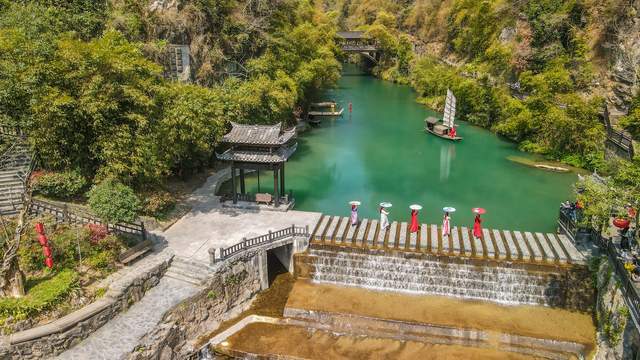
[164,256,214,286]
[311,215,585,266]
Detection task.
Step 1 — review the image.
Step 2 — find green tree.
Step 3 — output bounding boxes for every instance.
[87,180,140,223]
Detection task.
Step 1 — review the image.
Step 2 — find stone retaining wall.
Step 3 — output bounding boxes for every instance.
[127,246,267,360]
[0,252,173,359]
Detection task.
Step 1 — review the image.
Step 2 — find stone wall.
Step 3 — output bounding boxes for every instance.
[595,257,640,360]
[127,247,267,360]
[0,253,173,359]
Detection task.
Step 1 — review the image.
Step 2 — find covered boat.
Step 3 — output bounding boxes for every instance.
[425,89,462,141]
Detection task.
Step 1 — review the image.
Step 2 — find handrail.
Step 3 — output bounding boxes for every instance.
[217,224,309,260]
[29,199,146,240]
[592,230,640,332]
[557,210,640,332]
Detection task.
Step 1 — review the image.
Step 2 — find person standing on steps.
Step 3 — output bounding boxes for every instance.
[472,208,486,239]
[349,201,360,226]
[380,202,392,230]
[409,204,422,233]
[442,207,456,238]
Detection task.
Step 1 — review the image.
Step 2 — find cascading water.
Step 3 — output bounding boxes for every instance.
[305,249,566,306]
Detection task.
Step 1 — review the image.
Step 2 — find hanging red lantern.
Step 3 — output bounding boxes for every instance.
[613,218,631,229]
[35,223,45,234]
[37,234,48,246]
[44,257,53,269]
[42,246,52,258]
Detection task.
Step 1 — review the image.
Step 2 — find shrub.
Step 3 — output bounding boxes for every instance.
[0,269,78,320]
[141,190,176,217]
[32,170,87,200]
[87,180,140,223]
[86,224,108,244]
[85,251,116,271]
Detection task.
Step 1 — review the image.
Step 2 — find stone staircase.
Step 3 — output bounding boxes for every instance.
[0,141,32,216]
[164,256,214,286]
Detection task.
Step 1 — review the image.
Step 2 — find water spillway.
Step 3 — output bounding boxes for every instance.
[301,248,565,306]
[295,215,592,309]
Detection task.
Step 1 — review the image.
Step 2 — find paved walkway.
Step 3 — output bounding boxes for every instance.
[55,277,199,360]
[160,169,322,263]
[57,169,320,358]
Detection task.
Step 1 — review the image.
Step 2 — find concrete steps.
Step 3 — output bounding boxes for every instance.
[164,256,214,286]
[0,140,32,216]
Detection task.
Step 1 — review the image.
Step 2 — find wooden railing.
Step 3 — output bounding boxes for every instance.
[29,199,146,240]
[606,128,634,160]
[221,190,293,205]
[218,225,309,260]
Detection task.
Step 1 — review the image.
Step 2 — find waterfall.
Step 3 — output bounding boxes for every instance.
[305,249,565,306]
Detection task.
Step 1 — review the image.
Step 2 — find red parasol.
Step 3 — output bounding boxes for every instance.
[613,218,631,229]
[472,207,486,215]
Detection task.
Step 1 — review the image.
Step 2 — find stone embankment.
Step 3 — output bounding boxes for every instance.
[127,234,307,359]
[1,252,173,359]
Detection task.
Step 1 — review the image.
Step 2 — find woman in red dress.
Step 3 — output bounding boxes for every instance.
[473,214,482,239]
[410,209,420,232]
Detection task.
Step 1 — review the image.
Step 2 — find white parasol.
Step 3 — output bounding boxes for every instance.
[443,207,456,213]
[410,204,423,210]
[349,201,361,206]
[379,202,393,208]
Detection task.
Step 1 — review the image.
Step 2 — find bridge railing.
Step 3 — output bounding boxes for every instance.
[29,199,146,240]
[215,224,309,262]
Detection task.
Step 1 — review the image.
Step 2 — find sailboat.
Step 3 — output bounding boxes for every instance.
[425,89,462,141]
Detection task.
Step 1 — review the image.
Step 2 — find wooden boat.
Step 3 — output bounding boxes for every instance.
[425,89,462,141]
[307,101,344,124]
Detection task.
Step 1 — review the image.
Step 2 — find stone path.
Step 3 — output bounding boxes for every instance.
[55,277,198,360]
[160,169,322,263]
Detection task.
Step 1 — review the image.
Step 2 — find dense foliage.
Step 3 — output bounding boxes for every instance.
[333,0,607,169]
[0,0,340,195]
[32,170,87,200]
[87,180,141,223]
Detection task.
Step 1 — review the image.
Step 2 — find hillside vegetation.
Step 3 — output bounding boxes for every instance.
[0,0,340,190]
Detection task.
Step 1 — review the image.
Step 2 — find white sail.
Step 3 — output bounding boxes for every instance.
[442,89,456,129]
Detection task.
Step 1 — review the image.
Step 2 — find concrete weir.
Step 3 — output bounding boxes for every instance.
[301,215,592,309]
[310,215,586,265]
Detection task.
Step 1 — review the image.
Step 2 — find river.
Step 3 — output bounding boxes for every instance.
[235,65,576,232]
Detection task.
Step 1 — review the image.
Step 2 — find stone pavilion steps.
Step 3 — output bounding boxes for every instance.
[164,256,214,286]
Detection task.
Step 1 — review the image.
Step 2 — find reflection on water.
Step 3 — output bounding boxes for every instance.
[440,143,456,181]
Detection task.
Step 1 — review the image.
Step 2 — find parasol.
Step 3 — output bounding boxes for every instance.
[410,204,422,211]
[472,207,486,215]
[380,202,393,208]
[349,201,361,206]
[443,206,456,213]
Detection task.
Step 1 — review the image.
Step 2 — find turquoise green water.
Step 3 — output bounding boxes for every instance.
[237,67,576,232]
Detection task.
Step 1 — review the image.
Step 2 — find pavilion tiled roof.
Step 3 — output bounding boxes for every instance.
[336,31,366,39]
[221,122,296,146]
[217,144,297,163]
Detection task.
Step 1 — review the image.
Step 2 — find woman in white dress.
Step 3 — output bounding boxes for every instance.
[380,205,390,230]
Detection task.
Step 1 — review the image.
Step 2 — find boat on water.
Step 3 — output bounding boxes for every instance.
[425,89,462,141]
[307,101,344,124]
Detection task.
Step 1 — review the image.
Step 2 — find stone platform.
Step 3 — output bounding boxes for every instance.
[310,215,586,266]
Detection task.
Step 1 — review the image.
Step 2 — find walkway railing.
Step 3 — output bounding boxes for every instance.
[592,229,640,331]
[560,210,640,332]
[216,225,309,261]
[29,199,146,240]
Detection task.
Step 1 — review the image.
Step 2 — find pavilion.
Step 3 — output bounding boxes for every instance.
[217,122,297,207]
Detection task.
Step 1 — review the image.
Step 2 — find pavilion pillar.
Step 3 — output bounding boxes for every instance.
[239,169,246,194]
[273,166,280,207]
[280,164,285,202]
[231,162,237,204]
